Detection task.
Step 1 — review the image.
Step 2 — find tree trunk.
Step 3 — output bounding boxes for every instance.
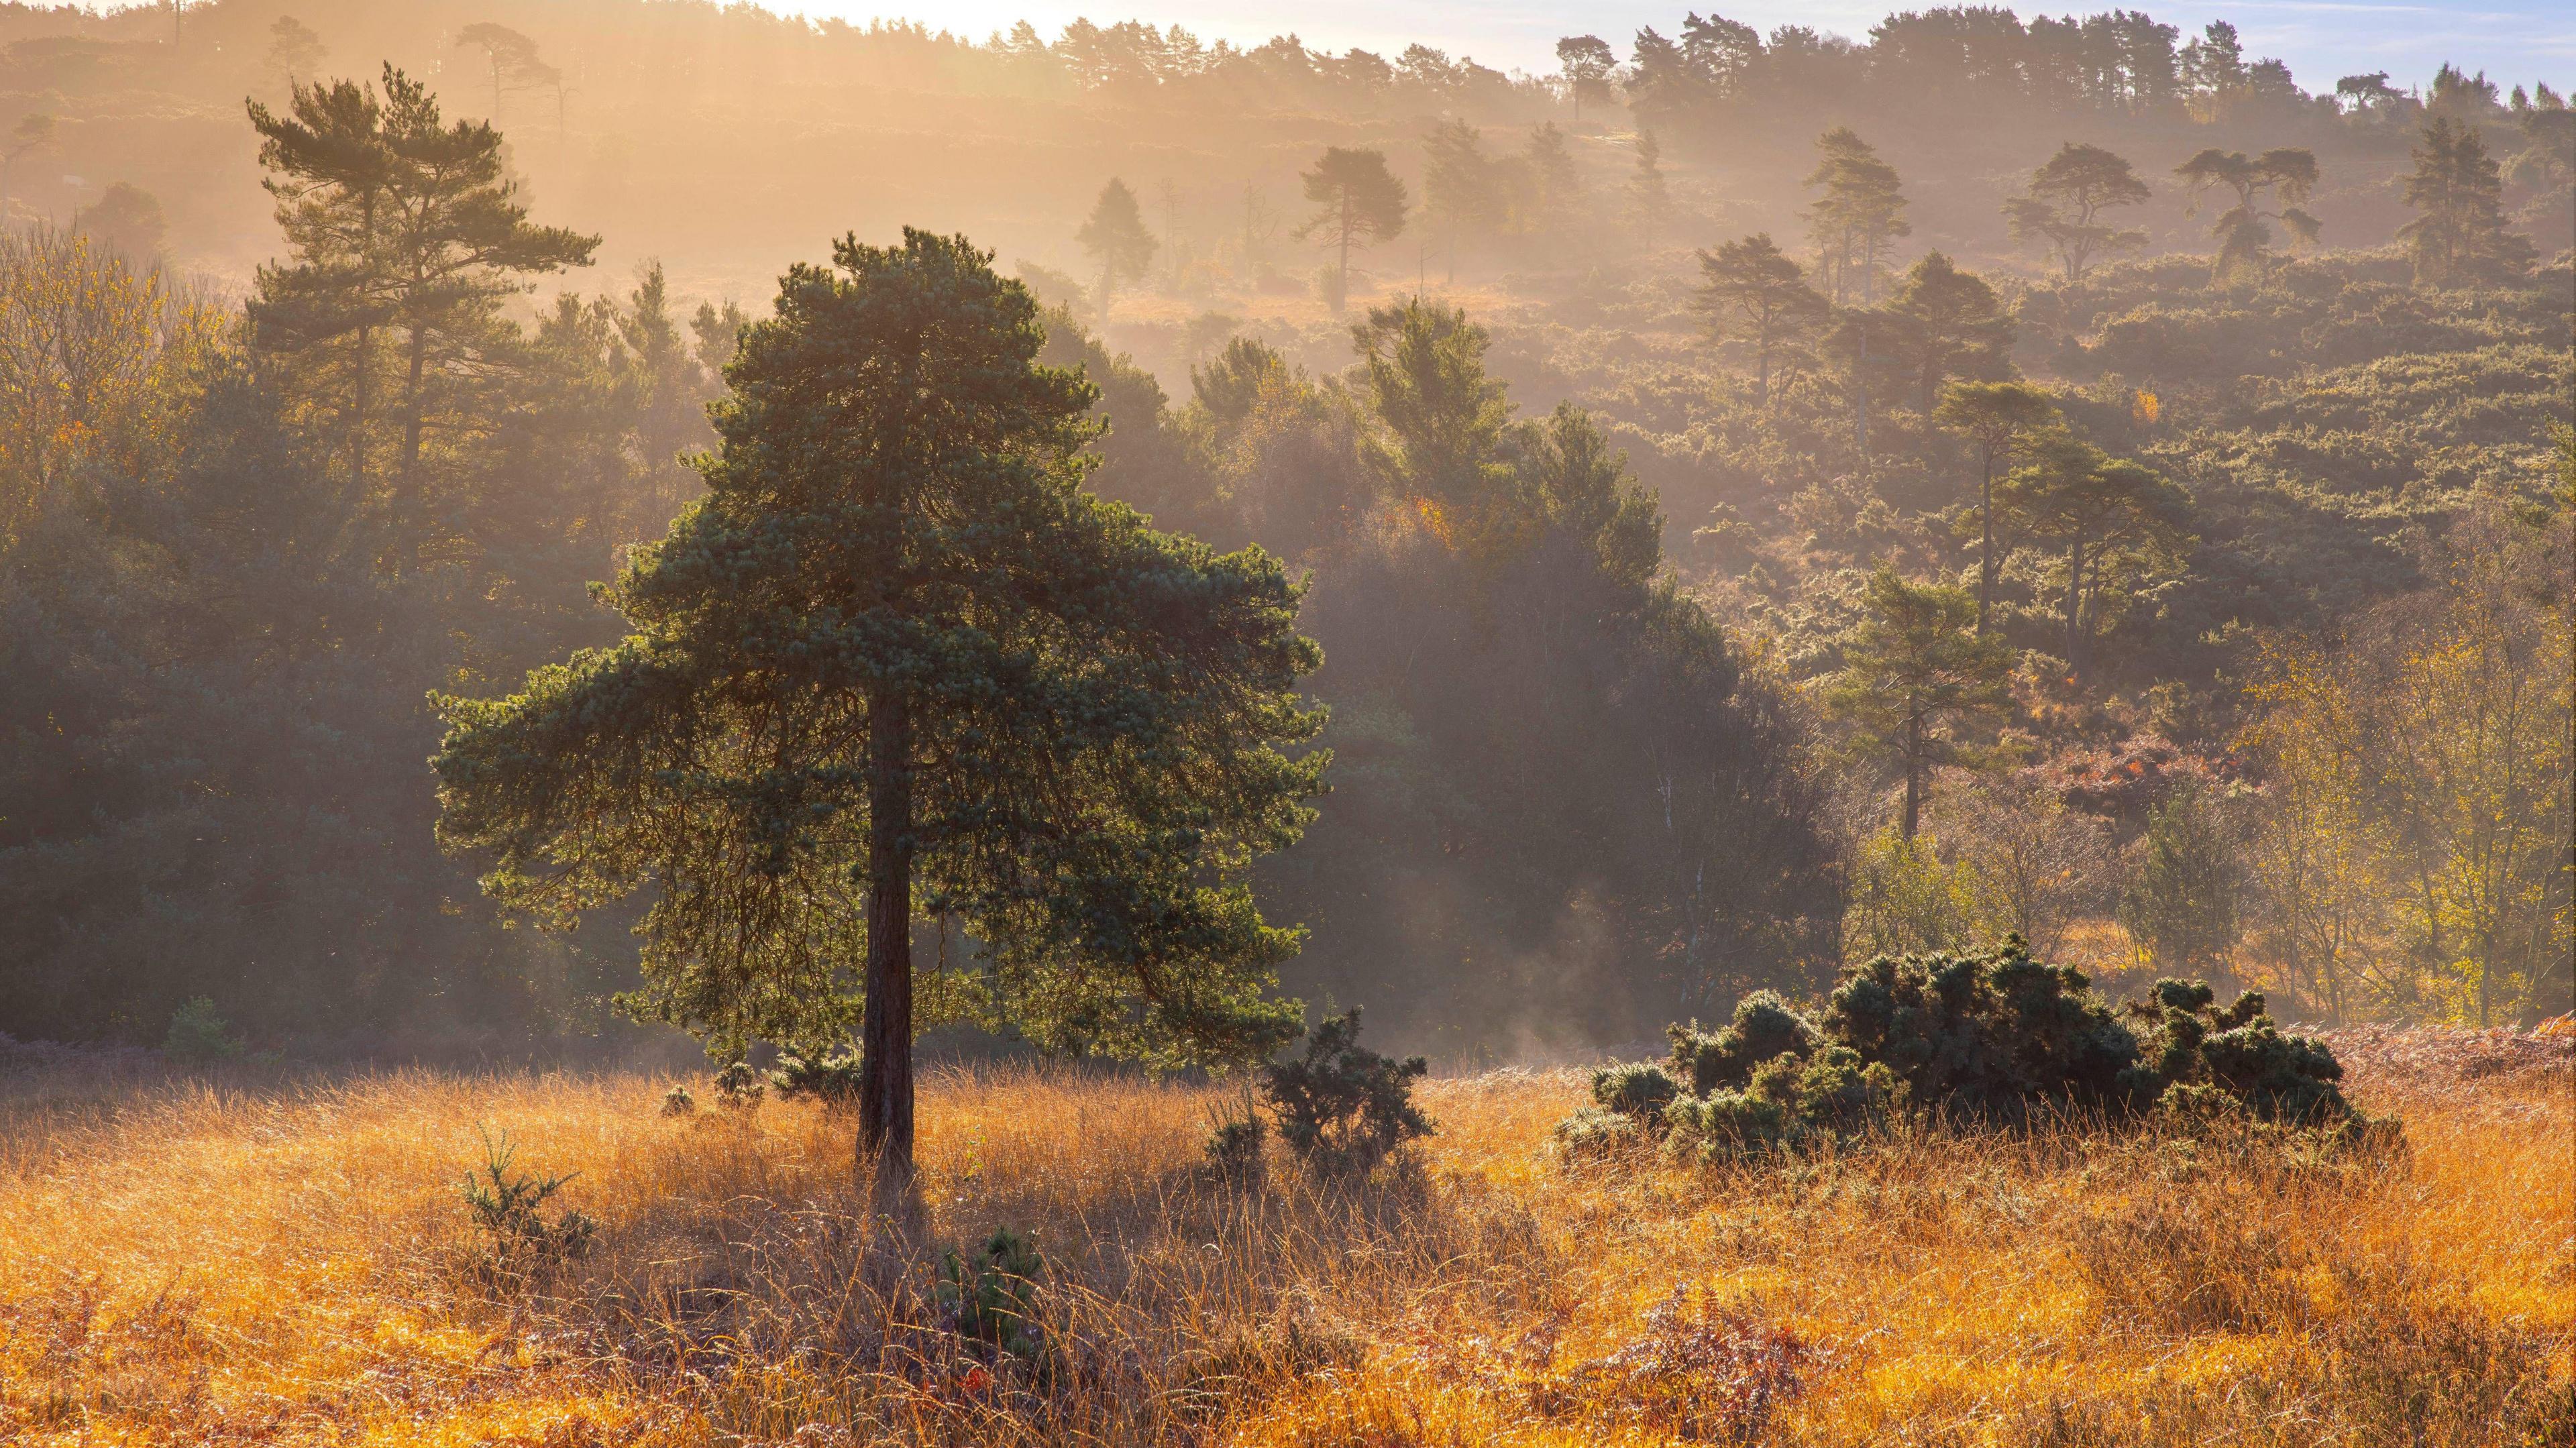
[1976,448,1996,633]
[1901,709,1923,840]
[858,684,917,1209]
[2063,539,2086,676]
[1336,190,1353,313]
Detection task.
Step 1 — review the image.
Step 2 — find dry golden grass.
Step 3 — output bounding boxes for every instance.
[2,1039,2567,1447]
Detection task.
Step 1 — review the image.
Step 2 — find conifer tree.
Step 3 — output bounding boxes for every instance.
[1693,233,1827,407]
[248,68,595,526]
[1803,127,1909,304]
[1885,252,2012,410]
[2174,146,2319,281]
[2398,117,2526,286]
[1933,380,2060,632]
[1298,147,1407,313]
[1077,177,1156,319]
[1995,437,2193,677]
[2002,142,2150,281]
[433,231,1326,1197]
[1627,129,1672,230]
[1827,569,2012,840]
[1555,36,1617,120]
[1423,119,1497,281]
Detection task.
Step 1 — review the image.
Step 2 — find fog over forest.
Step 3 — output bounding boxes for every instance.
[1,0,2569,1064]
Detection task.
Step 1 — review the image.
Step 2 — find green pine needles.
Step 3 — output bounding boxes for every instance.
[433,229,1328,1185]
[1563,938,2387,1162]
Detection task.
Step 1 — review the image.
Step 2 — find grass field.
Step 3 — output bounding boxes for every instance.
[1,1030,2567,1447]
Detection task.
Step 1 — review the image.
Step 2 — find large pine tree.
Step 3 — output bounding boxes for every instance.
[433,231,1326,1195]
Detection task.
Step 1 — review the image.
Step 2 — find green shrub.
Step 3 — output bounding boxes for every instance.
[1261,1009,1432,1174]
[1576,938,2383,1163]
[458,1129,596,1274]
[769,1045,863,1107]
[1203,1091,1269,1181]
[938,1227,1046,1362]
[1666,991,1817,1093]
[1590,1061,1682,1118]
[712,1059,765,1111]
[659,1084,696,1117]
[1554,1105,1646,1157]
[162,997,242,1063]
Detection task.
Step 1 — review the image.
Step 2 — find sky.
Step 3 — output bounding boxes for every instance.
[800,1,2571,95]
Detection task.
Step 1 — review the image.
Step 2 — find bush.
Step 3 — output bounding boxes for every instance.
[458,1129,596,1275]
[1576,939,2383,1162]
[1203,1091,1269,1180]
[1666,991,1817,1094]
[769,1045,863,1107]
[937,1227,1046,1362]
[1260,1009,1433,1174]
[712,1059,765,1111]
[162,997,242,1063]
[659,1084,696,1117]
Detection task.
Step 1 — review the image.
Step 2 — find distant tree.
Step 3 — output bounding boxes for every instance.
[2178,20,2247,101]
[1077,177,1156,319]
[2120,780,2247,987]
[264,16,327,90]
[1933,380,2061,632]
[1298,146,1407,313]
[1,113,54,219]
[2427,63,2501,119]
[1804,127,1909,304]
[1627,129,1672,229]
[433,232,1325,1200]
[1693,233,1827,407]
[71,182,166,262]
[1352,297,1515,552]
[1556,35,1617,119]
[2334,71,2406,116]
[1827,568,2013,840]
[2398,117,2527,286]
[1523,122,1579,225]
[248,68,596,527]
[1422,118,1497,280]
[453,23,557,124]
[2174,146,2319,281]
[2002,142,2150,281]
[1994,437,2193,677]
[1884,251,2012,410]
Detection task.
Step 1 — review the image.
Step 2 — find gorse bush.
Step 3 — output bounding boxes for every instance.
[1260,1009,1433,1174]
[1569,938,2383,1161]
[712,1060,765,1111]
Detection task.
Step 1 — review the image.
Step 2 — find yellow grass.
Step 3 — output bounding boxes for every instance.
[2,1046,2567,1446]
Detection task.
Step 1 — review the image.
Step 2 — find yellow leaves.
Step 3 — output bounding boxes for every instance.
[2131,388,2160,427]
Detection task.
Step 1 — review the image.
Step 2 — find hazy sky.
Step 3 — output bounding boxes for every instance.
[806,1,2569,95]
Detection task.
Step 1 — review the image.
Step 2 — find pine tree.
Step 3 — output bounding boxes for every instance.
[2002,142,2150,281]
[1994,436,2193,677]
[1693,233,1827,407]
[1555,35,1617,121]
[1297,147,1407,313]
[2174,147,2319,282]
[1627,129,1672,230]
[1885,252,2012,410]
[2398,117,2527,286]
[1933,380,2060,632]
[1826,568,2013,840]
[1803,127,1909,304]
[1077,177,1156,319]
[433,231,1326,1199]
[1423,118,1497,281]
[247,67,596,533]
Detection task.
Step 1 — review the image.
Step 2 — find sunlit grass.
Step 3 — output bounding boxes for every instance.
[1,1042,2566,1445]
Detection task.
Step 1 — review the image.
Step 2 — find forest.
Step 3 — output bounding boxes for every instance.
[0,2,2570,1442]
[3,0,2566,1059]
